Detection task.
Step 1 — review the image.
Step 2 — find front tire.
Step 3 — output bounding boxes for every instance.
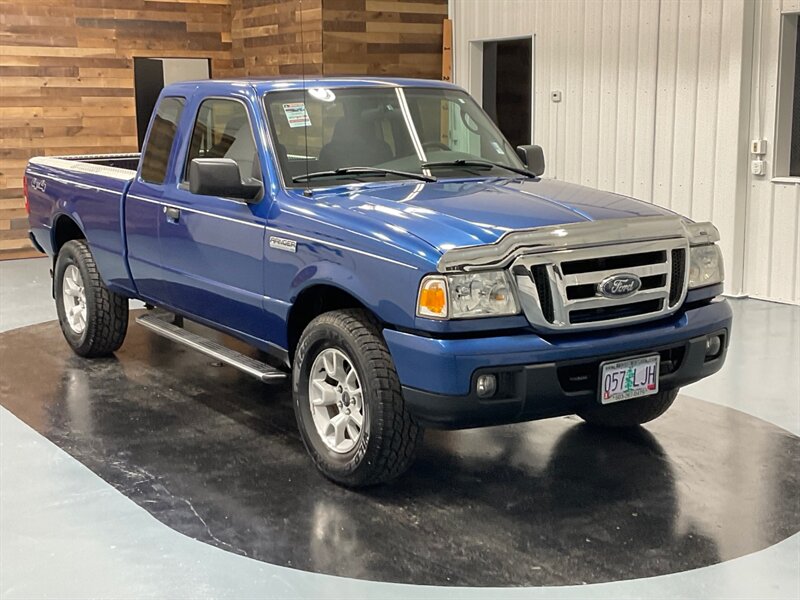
[293,309,423,487]
[578,389,679,427]
[54,240,128,357]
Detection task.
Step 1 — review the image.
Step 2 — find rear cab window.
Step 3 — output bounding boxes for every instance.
[140,97,185,184]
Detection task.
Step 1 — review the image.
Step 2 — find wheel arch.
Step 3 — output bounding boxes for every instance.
[51,213,86,255]
[50,215,87,297]
[286,283,375,363]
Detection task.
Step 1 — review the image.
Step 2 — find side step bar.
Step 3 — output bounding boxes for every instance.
[136,312,287,383]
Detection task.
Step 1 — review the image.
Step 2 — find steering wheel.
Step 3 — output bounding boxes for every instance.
[422,141,451,151]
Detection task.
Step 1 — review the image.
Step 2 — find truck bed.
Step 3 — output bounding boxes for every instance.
[29,152,140,176]
[26,153,142,296]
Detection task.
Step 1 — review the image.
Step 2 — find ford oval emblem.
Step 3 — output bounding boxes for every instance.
[598,273,642,298]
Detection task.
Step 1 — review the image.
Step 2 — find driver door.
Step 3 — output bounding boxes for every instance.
[158,96,269,340]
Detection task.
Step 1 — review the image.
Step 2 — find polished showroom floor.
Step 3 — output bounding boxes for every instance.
[1,258,798,599]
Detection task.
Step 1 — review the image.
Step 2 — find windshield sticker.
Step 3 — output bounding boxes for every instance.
[491,141,505,155]
[282,102,311,128]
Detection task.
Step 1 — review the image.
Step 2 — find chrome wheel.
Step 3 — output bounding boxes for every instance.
[308,348,365,453]
[62,264,87,335]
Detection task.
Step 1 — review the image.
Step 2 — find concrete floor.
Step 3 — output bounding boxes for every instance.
[1,257,798,599]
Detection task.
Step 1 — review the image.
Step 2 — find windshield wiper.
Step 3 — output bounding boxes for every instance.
[421,159,536,179]
[292,167,436,184]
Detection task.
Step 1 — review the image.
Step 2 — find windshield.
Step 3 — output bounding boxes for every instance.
[263,86,526,187]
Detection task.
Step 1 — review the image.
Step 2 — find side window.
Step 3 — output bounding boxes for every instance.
[184,98,262,185]
[140,97,185,184]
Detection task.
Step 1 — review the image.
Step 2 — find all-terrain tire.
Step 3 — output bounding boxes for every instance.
[578,389,679,428]
[54,239,128,357]
[293,309,423,487]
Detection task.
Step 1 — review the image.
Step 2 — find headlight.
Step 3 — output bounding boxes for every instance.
[417,271,519,319]
[688,244,724,289]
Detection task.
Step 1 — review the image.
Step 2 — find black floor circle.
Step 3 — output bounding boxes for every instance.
[1,313,798,586]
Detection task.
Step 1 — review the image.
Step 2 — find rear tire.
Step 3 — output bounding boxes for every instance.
[578,389,679,428]
[293,309,423,487]
[54,240,128,357]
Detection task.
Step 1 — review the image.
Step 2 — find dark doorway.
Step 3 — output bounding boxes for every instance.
[133,58,211,149]
[134,58,164,150]
[482,38,532,149]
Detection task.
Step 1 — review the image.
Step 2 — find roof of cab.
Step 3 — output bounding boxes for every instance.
[162,77,461,96]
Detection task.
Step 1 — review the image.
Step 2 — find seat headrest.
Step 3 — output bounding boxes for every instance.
[332,116,375,142]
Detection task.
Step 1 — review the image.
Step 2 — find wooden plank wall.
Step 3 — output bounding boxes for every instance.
[0,0,447,260]
[229,0,323,77]
[0,0,233,260]
[322,0,448,78]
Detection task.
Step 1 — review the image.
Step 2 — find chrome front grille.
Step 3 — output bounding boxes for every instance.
[511,238,689,331]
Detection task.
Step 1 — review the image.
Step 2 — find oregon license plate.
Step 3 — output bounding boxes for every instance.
[599,355,660,404]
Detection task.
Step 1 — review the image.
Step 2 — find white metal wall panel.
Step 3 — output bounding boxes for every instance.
[743,0,800,304]
[672,0,702,218]
[452,0,800,304]
[651,0,680,214]
[579,0,603,187]
[615,1,640,197]
[597,0,622,194]
[692,0,724,224]
[632,2,661,202]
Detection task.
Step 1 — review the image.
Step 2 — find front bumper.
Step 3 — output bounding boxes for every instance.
[384,298,732,429]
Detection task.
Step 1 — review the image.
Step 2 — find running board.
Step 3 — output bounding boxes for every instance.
[136,312,287,383]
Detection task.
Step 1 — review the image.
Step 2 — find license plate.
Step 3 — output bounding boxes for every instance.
[599,355,660,404]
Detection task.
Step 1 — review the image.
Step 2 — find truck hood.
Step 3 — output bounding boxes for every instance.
[316,177,676,255]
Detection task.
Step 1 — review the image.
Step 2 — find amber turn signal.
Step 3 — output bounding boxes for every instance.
[417,276,448,318]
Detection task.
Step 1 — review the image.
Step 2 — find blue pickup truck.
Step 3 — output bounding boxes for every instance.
[25,77,731,486]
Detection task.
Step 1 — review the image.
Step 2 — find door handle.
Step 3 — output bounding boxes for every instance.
[164,206,180,222]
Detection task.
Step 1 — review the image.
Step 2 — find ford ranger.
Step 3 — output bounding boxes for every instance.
[25,78,731,487]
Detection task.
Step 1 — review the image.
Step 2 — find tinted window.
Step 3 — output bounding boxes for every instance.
[409,89,522,170]
[184,98,261,185]
[140,97,185,184]
[264,88,411,183]
[263,87,524,187]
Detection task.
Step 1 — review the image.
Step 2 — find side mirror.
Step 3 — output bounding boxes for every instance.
[516,145,545,177]
[189,158,262,203]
